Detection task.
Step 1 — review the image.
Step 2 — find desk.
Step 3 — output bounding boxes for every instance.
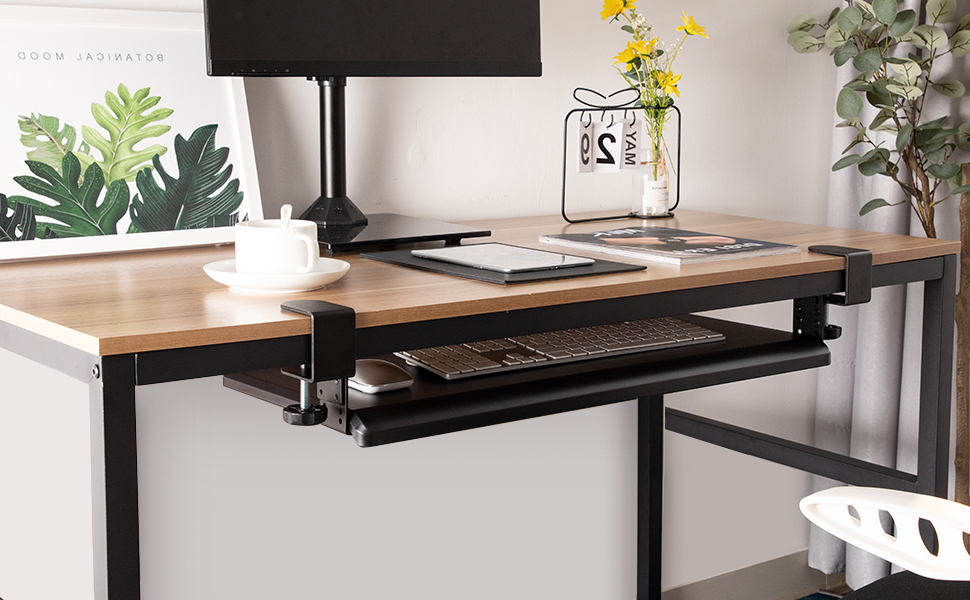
[0,210,958,599]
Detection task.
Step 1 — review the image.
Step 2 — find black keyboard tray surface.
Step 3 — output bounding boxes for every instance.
[224,315,829,447]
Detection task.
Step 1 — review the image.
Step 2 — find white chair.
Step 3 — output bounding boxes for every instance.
[800,486,970,598]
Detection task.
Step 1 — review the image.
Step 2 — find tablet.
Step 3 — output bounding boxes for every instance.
[411,243,594,273]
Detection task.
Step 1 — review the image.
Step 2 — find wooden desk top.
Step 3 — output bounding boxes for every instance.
[0,210,958,356]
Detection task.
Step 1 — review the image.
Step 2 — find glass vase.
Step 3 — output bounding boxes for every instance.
[632,141,670,217]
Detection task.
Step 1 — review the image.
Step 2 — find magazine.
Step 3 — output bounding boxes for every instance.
[538,226,801,265]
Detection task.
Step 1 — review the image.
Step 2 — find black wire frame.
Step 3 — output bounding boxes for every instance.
[560,104,681,224]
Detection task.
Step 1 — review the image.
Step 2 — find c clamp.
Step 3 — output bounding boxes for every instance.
[794,245,873,340]
[279,299,356,432]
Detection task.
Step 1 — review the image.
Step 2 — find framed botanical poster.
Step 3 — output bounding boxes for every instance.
[0,6,262,261]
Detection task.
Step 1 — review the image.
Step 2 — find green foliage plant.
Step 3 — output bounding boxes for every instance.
[0,193,36,242]
[128,124,243,233]
[9,152,129,238]
[74,83,174,188]
[787,0,970,238]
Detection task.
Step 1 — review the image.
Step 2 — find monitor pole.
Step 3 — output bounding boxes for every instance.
[300,76,368,227]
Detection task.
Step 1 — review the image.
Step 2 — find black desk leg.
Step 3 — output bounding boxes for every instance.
[89,354,140,600]
[638,395,664,600]
[918,252,957,498]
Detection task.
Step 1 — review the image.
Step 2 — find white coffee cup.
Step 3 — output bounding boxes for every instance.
[235,216,320,275]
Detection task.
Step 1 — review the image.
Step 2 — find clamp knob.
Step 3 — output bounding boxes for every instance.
[282,403,328,426]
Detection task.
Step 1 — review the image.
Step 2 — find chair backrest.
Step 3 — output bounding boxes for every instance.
[800,486,970,581]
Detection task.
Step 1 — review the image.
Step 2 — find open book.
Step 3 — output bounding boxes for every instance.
[539,226,800,265]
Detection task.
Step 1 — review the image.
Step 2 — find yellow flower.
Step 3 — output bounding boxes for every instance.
[601,0,636,20]
[676,12,708,38]
[630,38,657,56]
[613,46,637,70]
[655,70,682,97]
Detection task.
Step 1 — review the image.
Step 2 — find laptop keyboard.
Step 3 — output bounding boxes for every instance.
[396,316,725,380]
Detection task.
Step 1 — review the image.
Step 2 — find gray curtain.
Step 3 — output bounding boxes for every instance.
[807,0,967,589]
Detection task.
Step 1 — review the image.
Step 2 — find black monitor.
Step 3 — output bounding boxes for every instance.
[203,0,542,250]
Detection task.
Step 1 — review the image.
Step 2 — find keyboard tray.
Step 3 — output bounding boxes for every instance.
[224,315,829,447]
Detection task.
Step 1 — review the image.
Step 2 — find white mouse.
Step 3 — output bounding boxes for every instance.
[348,359,414,394]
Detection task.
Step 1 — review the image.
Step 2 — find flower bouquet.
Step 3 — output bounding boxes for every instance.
[602,0,707,215]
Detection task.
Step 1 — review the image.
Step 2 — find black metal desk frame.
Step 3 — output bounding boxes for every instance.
[0,252,955,600]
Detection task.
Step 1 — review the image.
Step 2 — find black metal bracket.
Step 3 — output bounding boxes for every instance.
[808,245,872,306]
[793,295,842,340]
[279,300,356,430]
[794,246,873,341]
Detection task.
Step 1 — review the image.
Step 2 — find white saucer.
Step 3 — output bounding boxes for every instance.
[203,258,350,293]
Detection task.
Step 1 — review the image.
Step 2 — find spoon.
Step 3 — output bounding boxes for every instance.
[280,204,292,228]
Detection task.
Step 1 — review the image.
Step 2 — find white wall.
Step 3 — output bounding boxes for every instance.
[0,0,841,598]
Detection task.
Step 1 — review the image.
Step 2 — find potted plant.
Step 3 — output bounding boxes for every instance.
[786,0,970,504]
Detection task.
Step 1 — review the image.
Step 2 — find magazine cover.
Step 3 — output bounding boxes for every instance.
[539,226,801,265]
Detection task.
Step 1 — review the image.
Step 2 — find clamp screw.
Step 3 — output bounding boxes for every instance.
[92,364,101,379]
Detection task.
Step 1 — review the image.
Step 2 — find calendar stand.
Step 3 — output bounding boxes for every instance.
[560,89,681,225]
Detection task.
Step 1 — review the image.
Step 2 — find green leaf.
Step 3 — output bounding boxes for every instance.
[788,13,819,33]
[825,23,851,48]
[932,80,966,97]
[75,83,173,187]
[928,162,961,179]
[825,6,841,26]
[955,13,970,34]
[837,87,864,119]
[621,25,635,34]
[956,123,970,151]
[858,148,891,175]
[858,162,884,177]
[0,193,36,242]
[17,113,82,174]
[886,83,923,99]
[844,129,867,153]
[833,154,863,170]
[838,6,863,32]
[950,30,970,57]
[926,0,958,24]
[897,123,913,152]
[869,107,895,129]
[129,124,244,233]
[949,184,970,195]
[790,32,825,53]
[925,146,950,165]
[853,47,884,72]
[866,78,894,107]
[855,0,877,23]
[890,9,917,37]
[837,118,863,128]
[873,0,898,25]
[911,24,948,50]
[862,147,891,162]
[834,41,859,66]
[888,60,920,85]
[923,128,960,153]
[860,198,891,215]
[9,152,129,237]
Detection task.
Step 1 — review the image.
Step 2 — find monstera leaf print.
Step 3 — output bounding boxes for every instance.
[128,124,243,232]
[9,152,130,238]
[0,193,36,242]
[18,113,90,174]
[74,84,173,186]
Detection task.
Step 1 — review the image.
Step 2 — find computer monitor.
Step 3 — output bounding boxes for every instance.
[203,0,542,250]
